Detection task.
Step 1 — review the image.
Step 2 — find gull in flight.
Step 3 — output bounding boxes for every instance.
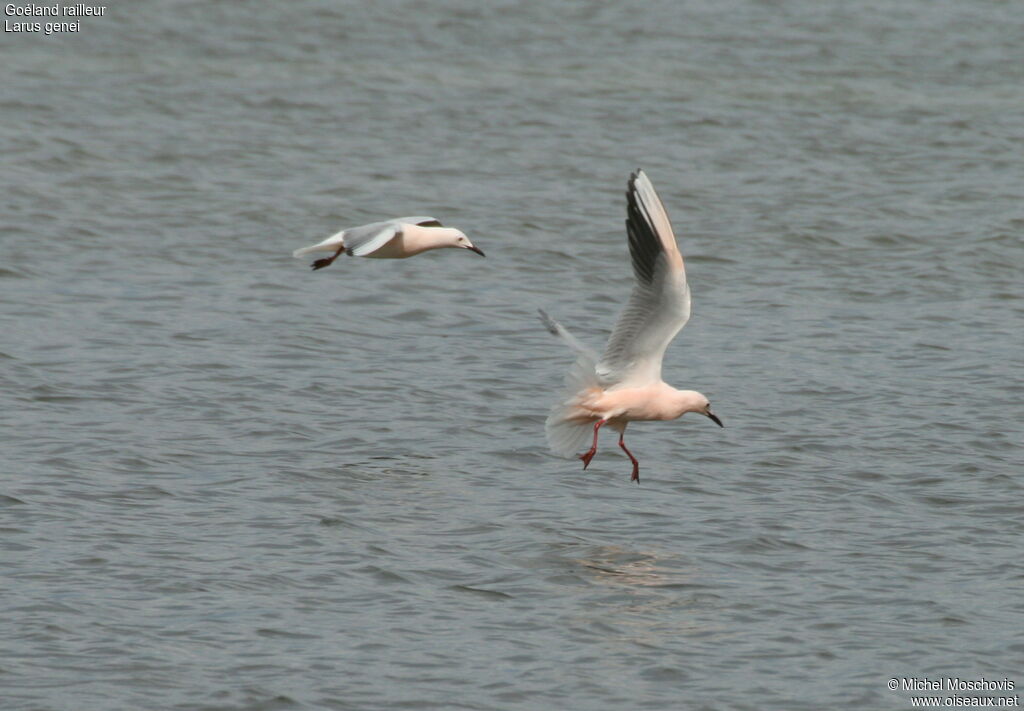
[539,170,723,483]
[293,217,484,270]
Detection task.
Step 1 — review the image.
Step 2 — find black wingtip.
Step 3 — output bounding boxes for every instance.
[623,169,664,285]
[537,308,559,336]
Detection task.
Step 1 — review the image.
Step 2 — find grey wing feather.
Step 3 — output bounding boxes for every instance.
[396,216,444,227]
[343,220,401,256]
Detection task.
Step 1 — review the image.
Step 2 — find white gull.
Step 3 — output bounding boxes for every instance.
[539,170,723,483]
[293,216,484,270]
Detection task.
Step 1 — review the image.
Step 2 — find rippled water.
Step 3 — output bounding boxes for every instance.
[2,1,1022,709]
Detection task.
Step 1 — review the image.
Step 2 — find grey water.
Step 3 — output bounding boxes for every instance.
[2,1,1022,709]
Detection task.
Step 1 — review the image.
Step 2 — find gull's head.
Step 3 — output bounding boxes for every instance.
[445,228,485,257]
[676,390,724,427]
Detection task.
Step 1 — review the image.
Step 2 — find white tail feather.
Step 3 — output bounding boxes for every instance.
[540,310,600,458]
[292,230,345,258]
[545,363,598,458]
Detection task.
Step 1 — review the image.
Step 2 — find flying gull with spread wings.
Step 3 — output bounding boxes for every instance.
[293,216,484,270]
[539,170,723,483]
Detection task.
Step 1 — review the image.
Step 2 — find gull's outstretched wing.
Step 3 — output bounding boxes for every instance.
[596,170,691,387]
[342,220,401,257]
[292,229,346,258]
[538,308,600,365]
[396,216,443,228]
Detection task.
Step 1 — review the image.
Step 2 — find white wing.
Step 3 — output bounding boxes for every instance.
[538,308,600,365]
[342,220,401,257]
[292,229,346,258]
[596,170,691,387]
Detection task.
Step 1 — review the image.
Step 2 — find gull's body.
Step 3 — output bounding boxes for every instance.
[293,216,484,270]
[540,170,723,483]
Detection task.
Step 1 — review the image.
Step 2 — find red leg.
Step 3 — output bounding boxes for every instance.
[579,419,606,470]
[618,432,640,483]
[311,245,346,271]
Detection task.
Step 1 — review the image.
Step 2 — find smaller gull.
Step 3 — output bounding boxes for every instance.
[539,170,723,483]
[293,216,484,270]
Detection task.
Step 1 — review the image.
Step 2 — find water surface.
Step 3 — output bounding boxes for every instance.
[2,1,1022,709]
